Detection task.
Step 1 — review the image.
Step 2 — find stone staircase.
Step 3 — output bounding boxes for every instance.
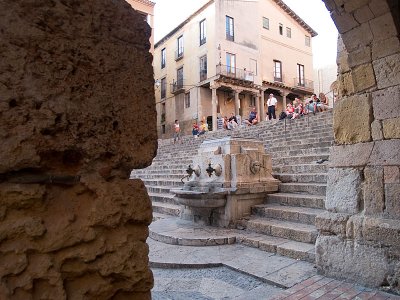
[131,111,334,262]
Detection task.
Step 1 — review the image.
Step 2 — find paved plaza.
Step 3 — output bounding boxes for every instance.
[148,220,400,300]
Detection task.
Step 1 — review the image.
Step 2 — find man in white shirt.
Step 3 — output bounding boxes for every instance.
[267,93,278,120]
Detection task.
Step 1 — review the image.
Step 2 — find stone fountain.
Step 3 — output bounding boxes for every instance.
[172,137,280,228]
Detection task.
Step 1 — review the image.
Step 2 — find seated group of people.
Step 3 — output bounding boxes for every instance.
[280,94,328,120]
[192,120,209,137]
[222,113,239,130]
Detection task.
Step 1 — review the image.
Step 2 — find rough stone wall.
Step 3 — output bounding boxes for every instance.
[0,0,157,299]
[317,0,400,293]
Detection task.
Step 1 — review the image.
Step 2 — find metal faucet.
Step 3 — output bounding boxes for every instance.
[186,165,195,177]
[206,163,216,177]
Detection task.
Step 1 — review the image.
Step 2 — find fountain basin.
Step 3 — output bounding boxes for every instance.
[174,189,227,208]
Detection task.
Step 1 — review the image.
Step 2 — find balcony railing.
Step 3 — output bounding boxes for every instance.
[272,72,284,83]
[294,78,314,90]
[175,48,184,60]
[200,69,207,81]
[216,64,254,82]
[171,80,185,94]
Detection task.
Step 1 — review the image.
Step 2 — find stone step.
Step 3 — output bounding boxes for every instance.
[236,233,315,262]
[146,185,176,194]
[266,193,325,209]
[269,136,334,148]
[132,168,187,175]
[132,173,187,180]
[142,178,184,188]
[251,204,324,225]
[152,212,172,221]
[261,130,333,142]
[270,146,331,158]
[273,173,327,183]
[243,217,318,243]
[148,192,177,205]
[278,182,326,196]
[273,163,329,174]
[267,141,333,153]
[152,202,180,217]
[272,154,330,165]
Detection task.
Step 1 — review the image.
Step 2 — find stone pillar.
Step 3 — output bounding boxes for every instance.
[316,0,400,294]
[0,1,157,299]
[282,91,287,111]
[255,92,260,122]
[210,84,218,131]
[234,89,241,116]
[260,90,266,122]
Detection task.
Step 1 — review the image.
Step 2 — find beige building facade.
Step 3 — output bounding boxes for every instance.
[126,0,155,52]
[154,0,317,137]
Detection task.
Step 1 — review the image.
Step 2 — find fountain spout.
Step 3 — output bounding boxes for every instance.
[186,165,195,177]
[206,163,222,177]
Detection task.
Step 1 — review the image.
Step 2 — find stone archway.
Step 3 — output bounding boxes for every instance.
[317,0,400,292]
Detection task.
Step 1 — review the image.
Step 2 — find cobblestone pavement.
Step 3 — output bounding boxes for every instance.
[148,238,400,300]
[152,267,283,300]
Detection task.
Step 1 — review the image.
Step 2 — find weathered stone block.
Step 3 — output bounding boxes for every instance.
[372,37,400,60]
[347,47,372,68]
[369,140,400,166]
[325,168,363,214]
[372,85,400,120]
[363,167,385,216]
[333,94,372,144]
[383,117,400,139]
[330,142,374,167]
[369,12,398,42]
[384,166,400,183]
[316,235,390,287]
[337,53,350,73]
[354,5,374,23]
[385,183,400,218]
[371,120,383,140]
[331,10,359,34]
[341,23,373,52]
[359,216,400,248]
[368,0,390,17]
[337,72,355,97]
[344,0,370,13]
[352,63,376,92]
[315,211,350,237]
[373,53,400,89]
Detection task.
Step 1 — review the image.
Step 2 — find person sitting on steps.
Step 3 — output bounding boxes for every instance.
[244,107,258,126]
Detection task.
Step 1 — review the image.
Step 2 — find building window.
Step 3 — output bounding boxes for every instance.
[226,53,236,75]
[297,64,305,86]
[200,19,206,45]
[185,92,190,108]
[305,35,311,47]
[200,55,207,81]
[262,17,269,30]
[286,27,291,38]
[177,67,183,88]
[161,77,166,99]
[162,124,166,134]
[161,48,166,69]
[279,23,283,35]
[176,35,184,59]
[273,60,282,82]
[226,16,234,41]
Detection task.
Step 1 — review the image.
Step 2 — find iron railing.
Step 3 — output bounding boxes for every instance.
[175,48,184,60]
[294,78,314,90]
[216,64,254,82]
[171,80,185,94]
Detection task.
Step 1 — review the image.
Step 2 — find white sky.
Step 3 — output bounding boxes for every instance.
[153,0,338,69]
